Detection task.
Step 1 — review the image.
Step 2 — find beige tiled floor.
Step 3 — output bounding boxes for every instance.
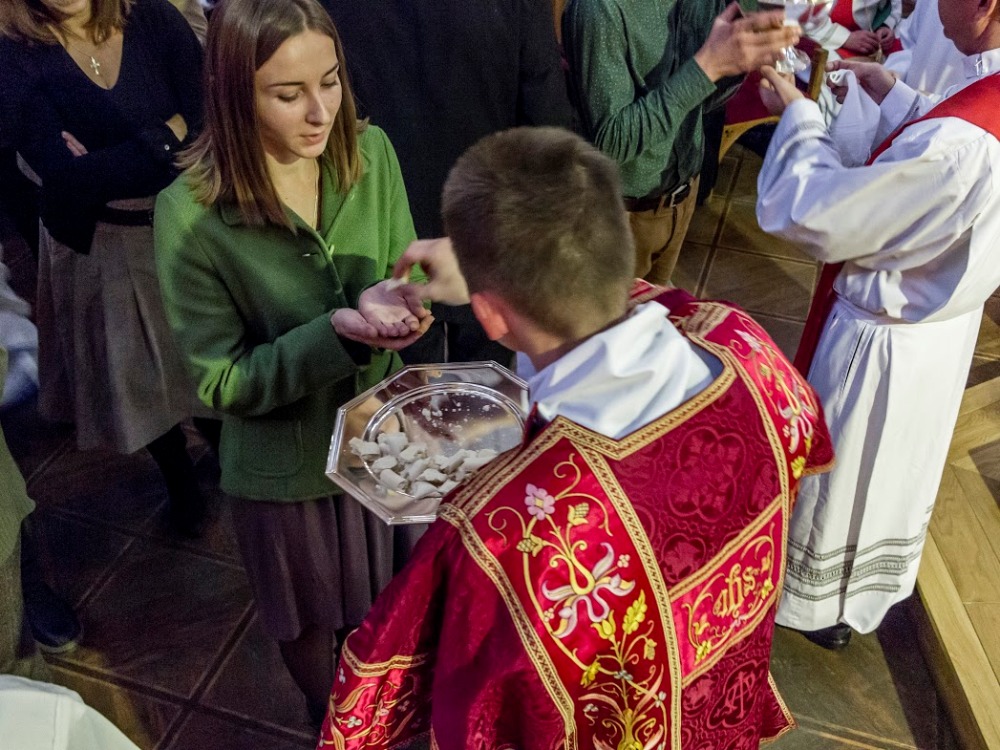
[6,143,993,748]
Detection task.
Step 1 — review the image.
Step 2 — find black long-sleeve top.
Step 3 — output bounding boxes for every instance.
[322,0,574,238]
[0,0,203,253]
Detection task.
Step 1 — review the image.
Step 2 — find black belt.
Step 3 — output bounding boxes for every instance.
[97,205,155,227]
[623,179,693,213]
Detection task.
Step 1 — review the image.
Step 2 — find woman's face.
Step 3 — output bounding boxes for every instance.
[255,29,342,165]
[40,0,91,23]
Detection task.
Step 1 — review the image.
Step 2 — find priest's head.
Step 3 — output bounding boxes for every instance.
[441,127,635,367]
[940,0,1000,54]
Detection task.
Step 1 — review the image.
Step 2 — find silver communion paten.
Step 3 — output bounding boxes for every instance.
[326,362,529,524]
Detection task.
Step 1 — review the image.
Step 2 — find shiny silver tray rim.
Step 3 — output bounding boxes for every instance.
[326,362,529,524]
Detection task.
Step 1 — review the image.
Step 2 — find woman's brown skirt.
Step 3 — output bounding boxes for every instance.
[230,495,423,642]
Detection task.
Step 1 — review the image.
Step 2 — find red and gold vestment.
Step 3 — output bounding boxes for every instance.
[319,285,834,750]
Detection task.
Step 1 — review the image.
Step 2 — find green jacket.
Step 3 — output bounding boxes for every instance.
[154,126,419,501]
[0,348,35,562]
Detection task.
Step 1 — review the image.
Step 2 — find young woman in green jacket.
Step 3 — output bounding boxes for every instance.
[153,0,430,721]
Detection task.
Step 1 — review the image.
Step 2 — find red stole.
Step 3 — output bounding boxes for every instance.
[320,284,833,750]
[828,0,858,31]
[793,73,1000,375]
[829,0,864,58]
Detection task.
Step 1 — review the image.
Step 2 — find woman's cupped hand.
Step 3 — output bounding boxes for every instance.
[331,280,433,350]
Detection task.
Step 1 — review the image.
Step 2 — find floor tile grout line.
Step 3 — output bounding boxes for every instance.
[794,724,913,750]
[70,534,139,612]
[48,657,191,708]
[708,241,820,268]
[795,715,921,750]
[741,309,808,325]
[154,707,194,750]
[709,186,733,249]
[42,505,245,570]
[694,246,717,298]
[155,602,261,750]
[50,648,316,748]
[186,602,257,706]
[50,610,321,749]
[24,434,75,488]
[175,702,319,745]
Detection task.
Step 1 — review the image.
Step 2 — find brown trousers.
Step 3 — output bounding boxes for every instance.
[627,175,700,286]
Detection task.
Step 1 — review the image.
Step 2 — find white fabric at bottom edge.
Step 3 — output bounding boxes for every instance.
[0,676,140,750]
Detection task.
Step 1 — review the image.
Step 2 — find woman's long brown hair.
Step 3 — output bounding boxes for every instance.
[0,0,133,44]
[178,0,363,229]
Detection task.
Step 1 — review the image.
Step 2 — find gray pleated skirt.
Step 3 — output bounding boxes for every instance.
[34,198,202,454]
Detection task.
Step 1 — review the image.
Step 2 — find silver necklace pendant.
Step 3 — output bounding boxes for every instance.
[89,55,101,77]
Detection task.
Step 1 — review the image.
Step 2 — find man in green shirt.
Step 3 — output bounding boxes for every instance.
[563,0,798,284]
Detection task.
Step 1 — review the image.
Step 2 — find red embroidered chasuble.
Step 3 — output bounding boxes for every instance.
[794,73,1000,374]
[319,285,834,750]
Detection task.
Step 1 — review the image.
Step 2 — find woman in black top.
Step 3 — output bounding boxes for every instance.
[0,0,209,534]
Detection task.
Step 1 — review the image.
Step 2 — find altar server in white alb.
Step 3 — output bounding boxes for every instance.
[754,0,1000,650]
[883,0,967,94]
[808,0,902,59]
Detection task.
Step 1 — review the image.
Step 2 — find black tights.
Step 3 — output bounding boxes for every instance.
[146,424,205,534]
[279,625,341,725]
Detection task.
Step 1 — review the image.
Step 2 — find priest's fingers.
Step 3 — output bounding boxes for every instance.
[827,59,895,103]
[392,238,470,305]
[758,74,784,117]
[827,78,849,104]
[760,65,803,108]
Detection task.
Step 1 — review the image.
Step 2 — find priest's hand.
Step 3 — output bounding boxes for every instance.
[759,66,805,116]
[826,59,896,104]
[392,237,471,306]
[875,26,896,54]
[842,29,880,56]
[331,307,434,351]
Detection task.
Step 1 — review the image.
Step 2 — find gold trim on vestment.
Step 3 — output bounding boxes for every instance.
[578,445,684,750]
[761,671,797,744]
[438,502,578,749]
[339,643,429,677]
[669,496,783,601]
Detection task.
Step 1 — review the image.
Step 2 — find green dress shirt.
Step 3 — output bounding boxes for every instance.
[563,0,754,199]
[0,348,35,563]
[154,126,421,501]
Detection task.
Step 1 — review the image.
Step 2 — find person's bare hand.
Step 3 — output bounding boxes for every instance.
[62,131,87,157]
[165,113,188,142]
[694,3,800,81]
[391,237,470,306]
[875,25,895,53]
[358,280,430,338]
[842,29,880,55]
[825,58,896,104]
[331,308,434,351]
[759,66,806,115]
